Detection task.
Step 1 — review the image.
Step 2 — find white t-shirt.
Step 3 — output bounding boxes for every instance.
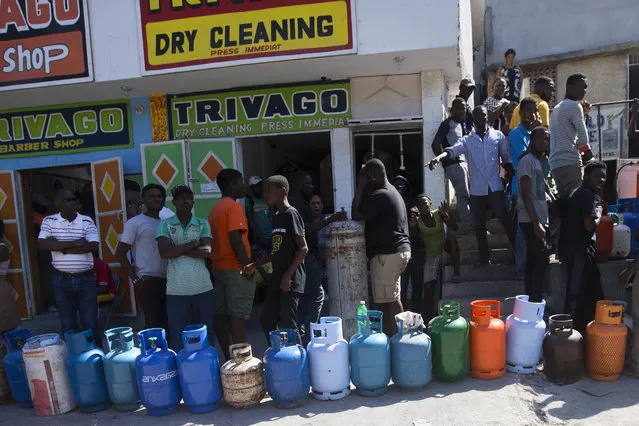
[38,213,99,273]
[159,206,175,220]
[120,214,167,278]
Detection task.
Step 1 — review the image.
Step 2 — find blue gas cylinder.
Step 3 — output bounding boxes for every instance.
[391,313,432,389]
[103,327,141,411]
[64,329,110,412]
[622,210,639,254]
[263,329,310,408]
[349,311,391,396]
[506,295,547,374]
[3,329,32,408]
[135,328,181,416]
[177,325,222,414]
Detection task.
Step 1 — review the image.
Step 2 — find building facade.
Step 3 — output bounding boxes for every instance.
[0,0,473,319]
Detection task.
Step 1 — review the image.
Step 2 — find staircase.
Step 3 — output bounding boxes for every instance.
[441,218,523,319]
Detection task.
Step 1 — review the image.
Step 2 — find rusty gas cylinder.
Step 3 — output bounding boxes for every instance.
[220,344,265,408]
[325,221,369,339]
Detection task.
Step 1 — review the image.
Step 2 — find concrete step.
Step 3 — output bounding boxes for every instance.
[459,248,512,265]
[456,234,511,251]
[441,295,516,320]
[442,279,524,299]
[443,262,515,282]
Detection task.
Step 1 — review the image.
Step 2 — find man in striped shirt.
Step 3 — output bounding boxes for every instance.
[549,73,593,198]
[38,190,100,337]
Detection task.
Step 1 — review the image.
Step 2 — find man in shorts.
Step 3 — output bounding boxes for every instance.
[209,169,257,361]
[352,159,411,336]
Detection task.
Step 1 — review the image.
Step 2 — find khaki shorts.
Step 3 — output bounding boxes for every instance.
[370,252,411,303]
[213,270,256,320]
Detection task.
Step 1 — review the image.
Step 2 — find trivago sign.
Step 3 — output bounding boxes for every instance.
[169,81,351,138]
[136,0,355,75]
[0,101,132,158]
[0,0,93,91]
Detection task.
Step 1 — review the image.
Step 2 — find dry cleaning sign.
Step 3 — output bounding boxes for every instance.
[136,0,355,75]
[169,81,351,138]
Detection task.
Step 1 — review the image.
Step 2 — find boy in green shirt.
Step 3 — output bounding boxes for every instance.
[156,185,214,351]
[409,195,459,321]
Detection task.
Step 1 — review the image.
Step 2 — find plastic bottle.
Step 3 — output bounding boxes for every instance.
[357,302,368,330]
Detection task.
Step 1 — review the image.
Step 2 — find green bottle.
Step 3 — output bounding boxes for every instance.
[357,301,368,332]
[427,301,469,382]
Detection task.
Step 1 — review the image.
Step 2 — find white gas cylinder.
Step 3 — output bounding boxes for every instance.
[611,224,631,259]
[307,317,350,401]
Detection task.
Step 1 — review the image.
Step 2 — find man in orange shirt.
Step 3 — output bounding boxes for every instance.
[209,169,257,360]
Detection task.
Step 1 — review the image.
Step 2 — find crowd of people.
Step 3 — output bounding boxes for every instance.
[3,48,639,371]
[425,48,617,336]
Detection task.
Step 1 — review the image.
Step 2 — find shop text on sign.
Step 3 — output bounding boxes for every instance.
[169,81,350,138]
[0,0,92,91]
[137,0,355,74]
[0,101,132,158]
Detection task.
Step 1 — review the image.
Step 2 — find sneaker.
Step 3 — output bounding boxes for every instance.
[451,275,462,283]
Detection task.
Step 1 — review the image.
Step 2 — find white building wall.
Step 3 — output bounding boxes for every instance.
[331,128,355,213]
[556,55,628,104]
[421,70,447,206]
[484,0,639,65]
[355,0,459,55]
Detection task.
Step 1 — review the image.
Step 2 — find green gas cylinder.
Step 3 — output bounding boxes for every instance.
[427,301,469,382]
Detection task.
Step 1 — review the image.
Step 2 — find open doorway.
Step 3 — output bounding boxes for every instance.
[353,130,424,198]
[240,132,334,212]
[21,165,95,315]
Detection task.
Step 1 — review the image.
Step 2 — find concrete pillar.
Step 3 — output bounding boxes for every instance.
[421,70,447,206]
[331,127,354,213]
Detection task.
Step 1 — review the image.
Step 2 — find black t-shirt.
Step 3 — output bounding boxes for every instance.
[456,93,474,132]
[289,195,312,223]
[434,117,469,168]
[359,184,411,259]
[559,186,599,261]
[270,206,306,294]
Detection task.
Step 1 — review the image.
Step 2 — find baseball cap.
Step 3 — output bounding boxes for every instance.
[248,176,263,186]
[171,184,193,198]
[460,77,476,88]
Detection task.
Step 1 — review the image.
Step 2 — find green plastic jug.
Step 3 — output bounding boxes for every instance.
[427,301,469,382]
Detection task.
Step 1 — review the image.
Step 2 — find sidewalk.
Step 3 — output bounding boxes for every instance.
[2,373,639,425]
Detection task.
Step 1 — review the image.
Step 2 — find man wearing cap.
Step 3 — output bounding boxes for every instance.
[458,77,476,132]
[246,176,273,251]
[432,97,473,232]
[156,184,214,351]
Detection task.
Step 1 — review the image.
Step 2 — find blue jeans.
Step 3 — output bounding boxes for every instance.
[515,224,527,278]
[52,271,97,337]
[166,289,215,352]
[299,251,324,346]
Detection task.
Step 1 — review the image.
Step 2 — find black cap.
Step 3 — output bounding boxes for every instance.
[171,184,193,198]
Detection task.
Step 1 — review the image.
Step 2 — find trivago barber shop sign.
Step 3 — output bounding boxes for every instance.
[136,0,355,75]
[0,0,93,91]
[0,101,132,158]
[169,81,351,138]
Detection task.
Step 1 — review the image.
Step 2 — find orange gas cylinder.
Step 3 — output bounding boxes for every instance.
[586,300,627,382]
[469,300,506,379]
[595,215,613,262]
